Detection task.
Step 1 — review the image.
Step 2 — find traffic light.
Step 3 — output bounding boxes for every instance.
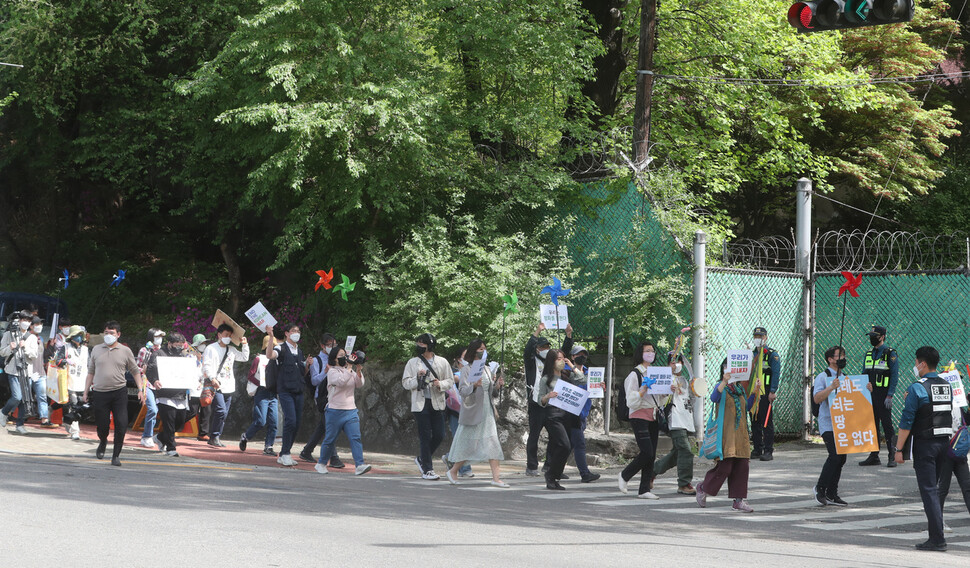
[788,0,914,32]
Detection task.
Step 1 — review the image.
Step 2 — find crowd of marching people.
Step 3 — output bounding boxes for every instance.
[3,306,970,550]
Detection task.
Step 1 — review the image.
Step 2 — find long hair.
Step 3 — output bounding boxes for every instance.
[543,349,563,388]
[463,338,485,365]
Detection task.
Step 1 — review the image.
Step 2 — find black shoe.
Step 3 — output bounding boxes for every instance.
[299,452,316,463]
[886,456,897,468]
[859,453,881,466]
[110,457,122,466]
[760,452,773,461]
[263,448,278,456]
[546,478,565,490]
[826,495,848,506]
[581,473,601,483]
[559,473,570,480]
[750,450,762,459]
[541,465,550,474]
[813,486,827,506]
[96,442,106,460]
[329,456,346,469]
[239,436,248,452]
[915,540,947,552]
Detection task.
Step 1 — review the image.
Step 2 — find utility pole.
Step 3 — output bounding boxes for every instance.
[633,0,657,169]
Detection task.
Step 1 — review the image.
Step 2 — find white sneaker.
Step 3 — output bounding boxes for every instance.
[15,426,27,435]
[71,432,80,441]
[618,472,629,494]
[490,480,510,488]
[277,454,297,467]
[140,437,155,448]
[637,491,660,500]
[422,470,440,481]
[944,523,953,534]
[355,464,372,476]
[165,450,179,457]
[314,463,329,474]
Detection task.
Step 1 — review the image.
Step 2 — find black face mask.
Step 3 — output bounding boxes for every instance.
[415,345,427,356]
[869,335,881,347]
[836,358,847,370]
[337,357,348,366]
[574,355,587,367]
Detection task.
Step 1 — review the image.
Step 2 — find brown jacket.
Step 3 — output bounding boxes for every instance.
[719,389,751,459]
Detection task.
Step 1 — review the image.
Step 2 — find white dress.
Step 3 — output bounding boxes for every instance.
[447,374,504,462]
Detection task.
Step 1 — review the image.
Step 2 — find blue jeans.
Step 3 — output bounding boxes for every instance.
[569,417,591,477]
[209,392,233,437]
[2,375,22,416]
[142,388,157,439]
[319,408,364,467]
[243,387,278,449]
[446,413,472,475]
[277,390,303,456]
[16,377,49,425]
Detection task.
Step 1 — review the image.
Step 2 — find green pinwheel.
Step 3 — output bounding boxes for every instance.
[332,274,356,301]
[502,291,519,315]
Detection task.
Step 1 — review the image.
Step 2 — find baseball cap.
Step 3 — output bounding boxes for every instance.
[570,344,588,356]
[753,327,767,336]
[867,325,887,337]
[191,333,207,347]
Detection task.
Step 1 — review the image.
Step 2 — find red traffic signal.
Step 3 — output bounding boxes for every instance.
[788,0,914,32]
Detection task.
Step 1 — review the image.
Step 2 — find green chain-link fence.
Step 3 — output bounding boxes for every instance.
[813,270,970,427]
[704,268,805,435]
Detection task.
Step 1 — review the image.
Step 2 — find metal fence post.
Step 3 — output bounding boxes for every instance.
[605,318,615,436]
[693,230,707,438]
[796,178,813,440]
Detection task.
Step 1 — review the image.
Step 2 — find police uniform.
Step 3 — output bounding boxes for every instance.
[859,325,899,467]
[750,327,781,460]
[897,370,953,549]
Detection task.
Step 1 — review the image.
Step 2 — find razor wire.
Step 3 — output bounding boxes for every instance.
[723,235,797,271]
[814,230,969,272]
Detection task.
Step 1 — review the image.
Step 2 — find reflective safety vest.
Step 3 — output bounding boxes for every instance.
[757,348,775,389]
[863,349,892,388]
[913,377,954,439]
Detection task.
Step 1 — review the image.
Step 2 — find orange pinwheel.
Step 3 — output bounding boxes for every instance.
[315,268,334,291]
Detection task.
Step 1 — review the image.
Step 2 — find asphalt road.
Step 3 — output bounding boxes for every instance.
[1,446,966,567]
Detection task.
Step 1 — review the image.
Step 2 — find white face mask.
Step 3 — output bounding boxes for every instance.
[753,338,764,348]
[153,337,163,346]
[643,351,656,363]
[220,336,232,345]
[59,327,70,336]
[103,334,118,346]
[33,325,43,334]
[289,333,301,343]
[18,321,30,331]
[673,363,683,374]
[913,365,922,379]
[538,349,549,360]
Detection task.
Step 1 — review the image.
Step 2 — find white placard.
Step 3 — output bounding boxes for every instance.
[643,366,674,395]
[587,367,606,399]
[940,370,969,408]
[466,350,489,384]
[345,335,357,354]
[245,301,278,331]
[49,313,59,342]
[726,349,753,383]
[539,304,569,330]
[547,379,590,416]
[156,357,203,390]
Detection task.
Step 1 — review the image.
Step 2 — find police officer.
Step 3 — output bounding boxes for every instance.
[859,325,899,467]
[894,346,953,552]
[750,326,781,461]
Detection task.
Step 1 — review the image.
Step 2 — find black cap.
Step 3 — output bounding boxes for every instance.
[535,337,551,348]
[867,325,887,337]
[753,327,767,336]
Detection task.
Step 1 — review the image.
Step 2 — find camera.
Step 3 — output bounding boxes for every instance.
[351,350,366,365]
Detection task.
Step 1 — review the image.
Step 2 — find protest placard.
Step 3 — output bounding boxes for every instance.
[726,350,752,383]
[465,350,489,385]
[547,379,590,416]
[940,370,968,408]
[211,310,246,345]
[828,374,879,454]
[587,367,606,399]
[345,335,357,354]
[244,301,277,331]
[539,304,569,330]
[156,357,203,390]
[643,366,674,395]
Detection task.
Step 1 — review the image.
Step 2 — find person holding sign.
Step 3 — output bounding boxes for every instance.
[445,340,508,487]
[894,346,954,552]
[241,334,281,457]
[299,333,345,468]
[146,333,197,457]
[402,333,455,481]
[535,349,585,490]
[750,327,781,462]
[202,324,250,449]
[938,399,970,528]
[568,345,600,483]
[264,324,308,467]
[860,325,900,468]
[654,352,696,495]
[618,341,664,499]
[523,322,574,477]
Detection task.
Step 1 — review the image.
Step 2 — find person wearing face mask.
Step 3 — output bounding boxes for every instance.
[442,349,473,478]
[136,328,166,448]
[812,345,871,506]
[189,333,214,441]
[859,325,900,467]
[315,347,371,475]
[84,321,146,466]
[1,313,33,431]
[264,323,308,467]
[45,317,73,361]
[402,332,455,480]
[654,352,696,495]
[750,327,781,462]
[146,333,195,456]
[241,334,281,457]
[58,325,89,440]
[3,315,51,433]
[523,322,574,477]
[567,345,600,483]
[203,323,250,448]
[618,341,664,498]
[535,349,585,490]
[894,346,954,552]
[299,333,345,467]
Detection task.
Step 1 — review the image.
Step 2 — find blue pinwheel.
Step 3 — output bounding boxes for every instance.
[60,269,70,290]
[540,277,570,306]
[110,269,126,287]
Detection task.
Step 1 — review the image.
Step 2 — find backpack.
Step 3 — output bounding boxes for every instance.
[616,368,643,423]
[812,369,833,418]
[309,354,329,411]
[655,394,673,434]
[949,410,970,459]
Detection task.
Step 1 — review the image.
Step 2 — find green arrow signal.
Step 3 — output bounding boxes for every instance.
[845,0,872,23]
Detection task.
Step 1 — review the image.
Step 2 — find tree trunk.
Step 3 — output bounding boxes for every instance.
[633,0,657,168]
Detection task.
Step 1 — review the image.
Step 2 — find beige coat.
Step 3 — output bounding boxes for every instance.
[401,355,455,412]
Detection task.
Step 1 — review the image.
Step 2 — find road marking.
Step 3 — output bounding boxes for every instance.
[795,513,929,531]
[732,503,922,522]
[594,494,889,511]
[870,526,970,540]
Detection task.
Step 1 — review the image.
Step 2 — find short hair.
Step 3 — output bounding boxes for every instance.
[60,317,71,326]
[282,323,299,333]
[824,346,845,361]
[320,333,336,345]
[104,320,121,333]
[915,346,940,369]
[329,345,345,363]
[636,340,665,365]
[216,323,234,335]
[168,332,186,344]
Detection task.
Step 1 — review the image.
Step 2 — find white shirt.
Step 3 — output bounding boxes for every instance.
[202,341,250,394]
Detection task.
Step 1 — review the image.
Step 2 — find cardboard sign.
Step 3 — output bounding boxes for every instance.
[726,350,752,384]
[827,374,879,455]
[211,309,245,345]
[244,301,277,332]
[587,367,606,399]
[940,370,968,408]
[156,356,203,390]
[345,335,357,354]
[539,304,569,330]
[643,366,674,395]
[547,379,590,416]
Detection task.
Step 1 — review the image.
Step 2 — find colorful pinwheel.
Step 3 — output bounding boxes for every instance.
[110,269,126,287]
[60,269,69,290]
[502,291,519,315]
[315,268,335,291]
[540,277,570,306]
[332,274,356,301]
[838,271,862,297]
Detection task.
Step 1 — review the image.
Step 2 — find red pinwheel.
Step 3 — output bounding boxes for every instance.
[315,268,334,291]
[837,271,862,297]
